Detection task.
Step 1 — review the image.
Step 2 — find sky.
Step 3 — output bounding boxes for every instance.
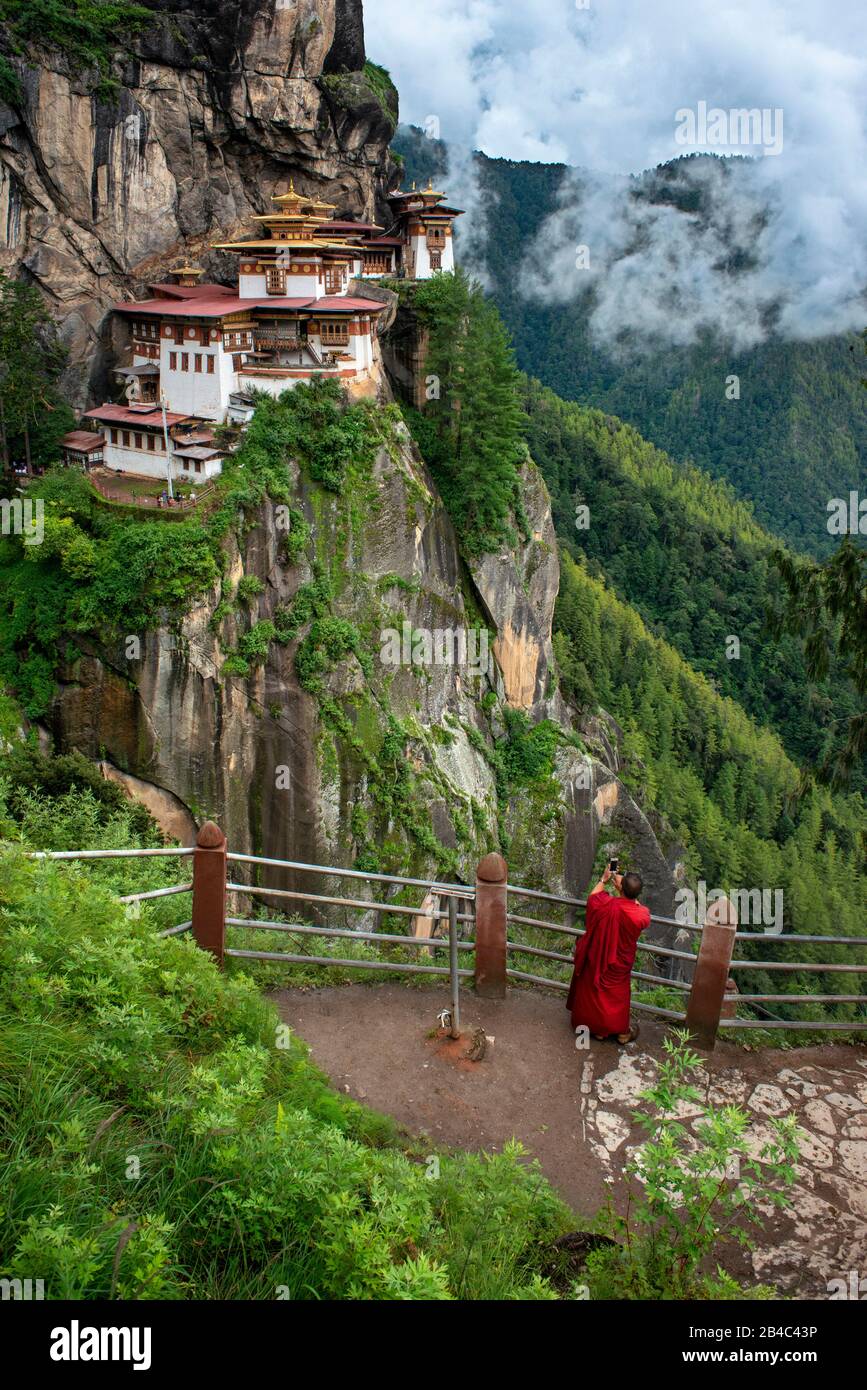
[363,0,867,347]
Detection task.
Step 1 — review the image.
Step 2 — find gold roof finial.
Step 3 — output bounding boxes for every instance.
[427,178,433,191]
[411,180,416,191]
[288,177,295,194]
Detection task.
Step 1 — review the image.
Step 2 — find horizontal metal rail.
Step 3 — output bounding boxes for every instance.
[27,847,194,860]
[505,916,699,965]
[633,970,691,992]
[504,967,687,1021]
[719,1018,867,1031]
[118,883,192,903]
[505,966,568,990]
[505,883,686,933]
[631,1000,687,1020]
[734,932,867,946]
[505,940,572,965]
[506,913,583,937]
[158,921,193,938]
[225,917,475,952]
[732,993,867,1004]
[635,939,697,963]
[504,944,689,994]
[225,948,473,978]
[226,852,474,898]
[226,882,473,922]
[730,959,867,973]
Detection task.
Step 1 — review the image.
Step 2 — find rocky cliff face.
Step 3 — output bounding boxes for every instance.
[0,0,398,406]
[47,390,679,928]
[7,0,680,928]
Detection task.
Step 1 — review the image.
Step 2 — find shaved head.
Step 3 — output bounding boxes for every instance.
[622,871,643,900]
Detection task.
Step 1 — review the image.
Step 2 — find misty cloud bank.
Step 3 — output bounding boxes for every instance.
[522,156,867,353]
[366,0,867,350]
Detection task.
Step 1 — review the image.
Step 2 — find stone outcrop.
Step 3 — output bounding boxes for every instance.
[468,456,558,711]
[0,0,399,407]
[48,401,678,934]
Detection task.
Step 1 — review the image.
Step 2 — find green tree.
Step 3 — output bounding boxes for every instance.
[406,269,527,555]
[0,273,73,471]
[771,537,867,787]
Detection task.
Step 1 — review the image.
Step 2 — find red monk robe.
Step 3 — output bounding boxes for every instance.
[567,889,650,1036]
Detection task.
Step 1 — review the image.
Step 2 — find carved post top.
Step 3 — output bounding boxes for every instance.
[477,852,508,885]
[196,820,226,850]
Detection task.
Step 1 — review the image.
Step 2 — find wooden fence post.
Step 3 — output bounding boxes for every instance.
[191,820,227,967]
[685,895,738,1049]
[474,852,507,999]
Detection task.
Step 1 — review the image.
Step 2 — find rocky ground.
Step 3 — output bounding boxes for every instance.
[273,981,867,1299]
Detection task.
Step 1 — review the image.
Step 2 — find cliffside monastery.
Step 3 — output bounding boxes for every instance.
[62,182,461,488]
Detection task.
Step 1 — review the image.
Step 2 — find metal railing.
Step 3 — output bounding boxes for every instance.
[26,830,866,1047]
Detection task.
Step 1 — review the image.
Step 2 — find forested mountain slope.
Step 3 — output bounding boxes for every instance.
[391,126,866,557]
[522,378,863,791]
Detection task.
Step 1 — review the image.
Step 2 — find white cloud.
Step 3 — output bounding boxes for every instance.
[364,0,867,345]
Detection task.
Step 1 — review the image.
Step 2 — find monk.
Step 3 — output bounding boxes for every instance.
[567,865,649,1044]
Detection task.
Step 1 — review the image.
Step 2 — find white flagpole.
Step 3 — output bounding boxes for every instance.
[161,391,174,500]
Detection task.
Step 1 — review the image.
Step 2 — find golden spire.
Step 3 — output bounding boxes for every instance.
[170,263,205,284]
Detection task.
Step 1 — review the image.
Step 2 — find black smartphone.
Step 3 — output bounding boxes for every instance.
[608,857,619,872]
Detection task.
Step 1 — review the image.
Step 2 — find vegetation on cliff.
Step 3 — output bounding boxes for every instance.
[395,269,530,557]
[0,0,152,102]
[0,274,74,471]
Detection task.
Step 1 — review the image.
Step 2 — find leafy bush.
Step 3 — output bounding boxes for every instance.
[235,575,265,604]
[586,1032,799,1299]
[0,807,571,1299]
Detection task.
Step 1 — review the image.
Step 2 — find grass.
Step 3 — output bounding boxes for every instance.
[0,777,572,1300]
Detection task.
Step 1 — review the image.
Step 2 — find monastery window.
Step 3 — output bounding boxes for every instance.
[194,461,202,474]
[173,326,184,344]
[266,266,287,295]
[147,435,156,451]
[134,433,142,449]
[195,354,202,373]
[123,431,131,447]
[324,265,344,294]
[181,353,189,372]
[207,356,215,374]
[320,320,349,346]
[111,429,119,444]
[169,352,176,370]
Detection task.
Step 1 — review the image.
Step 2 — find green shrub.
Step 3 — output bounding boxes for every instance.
[586,1032,799,1299]
[0,816,571,1299]
[236,575,265,604]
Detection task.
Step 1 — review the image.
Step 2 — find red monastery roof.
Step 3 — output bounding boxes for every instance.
[61,431,104,452]
[113,294,387,317]
[113,296,270,318]
[147,283,235,300]
[84,404,192,427]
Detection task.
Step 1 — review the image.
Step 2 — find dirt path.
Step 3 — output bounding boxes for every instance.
[272,981,867,1298]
